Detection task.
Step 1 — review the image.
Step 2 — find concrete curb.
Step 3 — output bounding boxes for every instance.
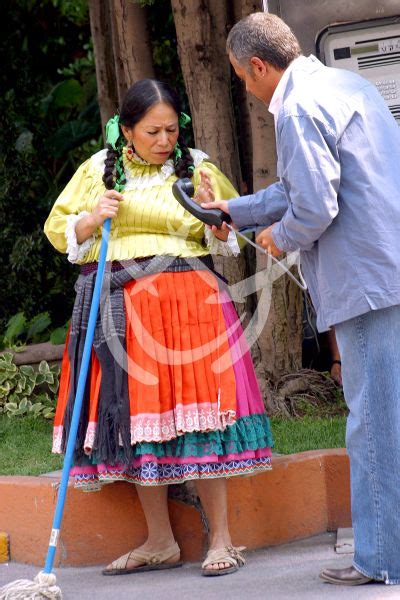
[0,449,350,567]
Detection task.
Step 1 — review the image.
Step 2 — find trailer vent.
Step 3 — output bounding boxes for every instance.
[358,52,400,70]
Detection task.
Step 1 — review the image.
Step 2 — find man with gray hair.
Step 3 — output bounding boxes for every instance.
[203,11,400,587]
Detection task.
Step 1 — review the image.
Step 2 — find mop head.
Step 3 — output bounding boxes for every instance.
[0,571,62,599]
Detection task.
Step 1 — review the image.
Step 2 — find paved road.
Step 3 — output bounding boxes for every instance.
[1,533,399,599]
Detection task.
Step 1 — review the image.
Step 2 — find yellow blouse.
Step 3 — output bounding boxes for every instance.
[44,148,240,264]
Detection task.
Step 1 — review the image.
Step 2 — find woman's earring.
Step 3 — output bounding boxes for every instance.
[126,139,135,157]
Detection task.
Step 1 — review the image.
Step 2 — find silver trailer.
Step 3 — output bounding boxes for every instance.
[266,0,400,124]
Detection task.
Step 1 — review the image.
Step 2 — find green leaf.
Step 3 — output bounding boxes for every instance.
[50,364,61,376]
[20,365,35,378]
[41,392,51,404]
[19,365,36,385]
[0,381,12,397]
[0,373,9,385]
[24,381,35,396]
[15,375,27,393]
[44,373,54,385]
[3,313,26,344]
[49,380,60,394]
[38,361,50,375]
[43,408,55,419]
[0,353,13,365]
[45,119,99,157]
[26,313,51,341]
[50,326,68,345]
[19,398,28,413]
[51,79,84,109]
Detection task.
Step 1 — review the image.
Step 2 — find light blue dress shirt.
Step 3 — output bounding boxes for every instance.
[229,55,400,331]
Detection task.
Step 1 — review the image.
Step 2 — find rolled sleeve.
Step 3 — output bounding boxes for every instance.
[228,181,288,229]
[272,115,340,252]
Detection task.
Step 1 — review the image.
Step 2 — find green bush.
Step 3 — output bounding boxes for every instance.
[0,0,187,334]
[0,352,59,419]
[1,310,69,350]
[0,1,101,333]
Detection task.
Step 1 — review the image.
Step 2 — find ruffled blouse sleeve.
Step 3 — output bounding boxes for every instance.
[44,158,99,259]
[192,160,244,255]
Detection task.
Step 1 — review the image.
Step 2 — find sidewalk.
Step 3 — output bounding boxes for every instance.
[1,533,399,600]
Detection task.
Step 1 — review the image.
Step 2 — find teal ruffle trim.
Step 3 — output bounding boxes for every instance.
[83,413,273,465]
[135,412,273,458]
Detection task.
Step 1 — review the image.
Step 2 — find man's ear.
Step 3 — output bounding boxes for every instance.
[250,56,268,78]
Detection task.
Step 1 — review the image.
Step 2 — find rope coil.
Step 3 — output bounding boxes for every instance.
[0,572,62,599]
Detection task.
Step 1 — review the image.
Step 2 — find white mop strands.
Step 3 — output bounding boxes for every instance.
[0,571,62,599]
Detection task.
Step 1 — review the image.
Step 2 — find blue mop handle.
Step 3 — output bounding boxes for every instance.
[43,218,111,574]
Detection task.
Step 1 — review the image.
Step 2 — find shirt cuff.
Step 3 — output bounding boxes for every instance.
[65,211,96,264]
[271,222,295,253]
[226,196,255,229]
[204,227,240,256]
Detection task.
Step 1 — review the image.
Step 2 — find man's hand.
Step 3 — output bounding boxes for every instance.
[201,199,229,215]
[255,224,283,257]
[201,199,232,242]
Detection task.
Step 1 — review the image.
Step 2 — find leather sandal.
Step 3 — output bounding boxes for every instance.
[102,541,182,576]
[201,545,246,577]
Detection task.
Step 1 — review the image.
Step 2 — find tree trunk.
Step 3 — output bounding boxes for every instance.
[109,0,155,103]
[89,0,119,133]
[171,0,249,315]
[234,0,303,381]
[171,0,241,190]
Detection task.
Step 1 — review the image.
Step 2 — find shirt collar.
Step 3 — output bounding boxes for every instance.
[268,55,303,117]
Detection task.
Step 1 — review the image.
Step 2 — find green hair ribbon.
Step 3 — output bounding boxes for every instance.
[104,115,126,192]
[179,112,191,128]
[174,142,183,160]
[105,115,121,150]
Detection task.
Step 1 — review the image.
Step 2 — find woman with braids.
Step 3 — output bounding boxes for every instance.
[44,79,273,577]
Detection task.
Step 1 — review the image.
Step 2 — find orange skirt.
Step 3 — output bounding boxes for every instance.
[54,269,238,453]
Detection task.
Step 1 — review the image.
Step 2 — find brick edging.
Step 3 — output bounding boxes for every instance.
[0,449,350,566]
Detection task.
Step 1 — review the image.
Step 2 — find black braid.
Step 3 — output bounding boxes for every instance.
[173,134,195,179]
[102,138,126,191]
[102,143,118,190]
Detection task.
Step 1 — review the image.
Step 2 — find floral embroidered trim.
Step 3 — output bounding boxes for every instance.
[204,227,240,257]
[65,211,97,264]
[130,403,236,444]
[72,457,272,490]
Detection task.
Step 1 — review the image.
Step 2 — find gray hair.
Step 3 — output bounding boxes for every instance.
[227,12,301,70]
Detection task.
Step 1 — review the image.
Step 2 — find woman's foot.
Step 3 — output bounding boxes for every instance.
[194,478,241,574]
[201,545,246,576]
[103,540,182,575]
[202,543,232,572]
